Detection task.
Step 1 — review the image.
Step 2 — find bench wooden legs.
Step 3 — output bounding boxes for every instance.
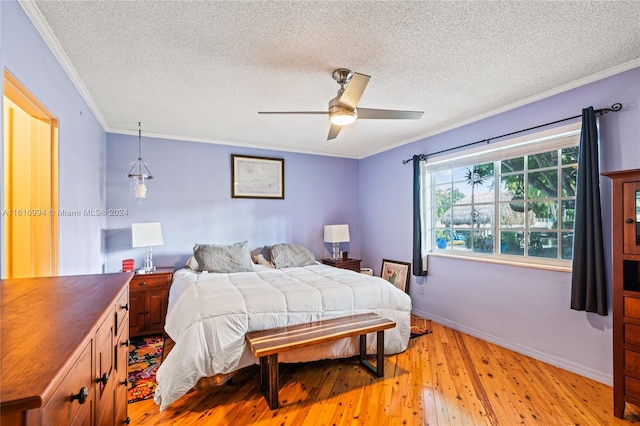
[259,354,279,409]
[359,330,385,377]
[257,331,385,410]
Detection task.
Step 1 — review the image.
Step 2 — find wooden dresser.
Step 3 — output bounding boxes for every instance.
[603,169,640,418]
[0,273,132,425]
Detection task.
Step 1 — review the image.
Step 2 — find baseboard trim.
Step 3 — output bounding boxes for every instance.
[412,308,612,386]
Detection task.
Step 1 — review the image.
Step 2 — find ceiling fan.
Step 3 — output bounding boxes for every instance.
[258,68,424,140]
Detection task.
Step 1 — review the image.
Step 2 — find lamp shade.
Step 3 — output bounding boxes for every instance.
[131,222,164,247]
[324,224,350,243]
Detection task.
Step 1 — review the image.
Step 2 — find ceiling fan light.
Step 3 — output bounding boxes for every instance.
[329,107,357,126]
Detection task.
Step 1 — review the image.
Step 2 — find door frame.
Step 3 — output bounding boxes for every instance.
[3,70,59,278]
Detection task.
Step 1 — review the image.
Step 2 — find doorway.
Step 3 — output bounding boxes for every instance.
[3,71,58,278]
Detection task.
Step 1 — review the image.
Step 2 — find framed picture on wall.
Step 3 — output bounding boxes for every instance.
[231,154,284,199]
[380,259,411,293]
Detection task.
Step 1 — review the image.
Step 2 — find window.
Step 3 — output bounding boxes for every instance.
[423,124,580,269]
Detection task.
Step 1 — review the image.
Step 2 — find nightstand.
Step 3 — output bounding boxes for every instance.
[321,258,362,272]
[129,267,173,337]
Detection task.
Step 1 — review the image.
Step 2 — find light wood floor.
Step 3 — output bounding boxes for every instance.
[129,317,640,425]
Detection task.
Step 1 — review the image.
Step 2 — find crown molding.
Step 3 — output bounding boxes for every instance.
[18,0,110,131]
[363,58,640,159]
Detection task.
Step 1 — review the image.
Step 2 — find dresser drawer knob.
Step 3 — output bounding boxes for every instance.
[626,218,635,224]
[96,373,109,384]
[71,387,89,404]
[121,303,129,311]
[140,281,147,286]
[124,416,131,424]
[121,339,131,347]
[121,378,129,386]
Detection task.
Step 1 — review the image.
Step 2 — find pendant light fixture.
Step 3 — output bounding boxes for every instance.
[127,122,153,204]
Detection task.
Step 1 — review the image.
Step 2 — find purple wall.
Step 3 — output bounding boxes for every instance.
[5,0,639,385]
[105,135,360,272]
[360,67,640,383]
[0,1,107,276]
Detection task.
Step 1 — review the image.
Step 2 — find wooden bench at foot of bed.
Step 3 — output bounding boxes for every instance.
[245,312,396,410]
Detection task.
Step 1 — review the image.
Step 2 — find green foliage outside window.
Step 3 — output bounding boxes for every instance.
[430,145,578,265]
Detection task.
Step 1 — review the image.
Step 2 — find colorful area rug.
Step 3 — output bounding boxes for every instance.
[128,334,164,403]
[410,315,432,338]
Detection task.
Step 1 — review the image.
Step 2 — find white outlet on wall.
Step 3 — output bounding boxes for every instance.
[418,285,424,294]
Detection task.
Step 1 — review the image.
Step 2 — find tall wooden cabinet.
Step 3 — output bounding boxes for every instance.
[0,273,132,425]
[603,169,640,418]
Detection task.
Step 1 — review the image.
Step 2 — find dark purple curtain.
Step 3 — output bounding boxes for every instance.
[570,107,608,315]
[413,155,428,276]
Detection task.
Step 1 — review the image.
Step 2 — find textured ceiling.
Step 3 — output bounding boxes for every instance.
[23,1,640,158]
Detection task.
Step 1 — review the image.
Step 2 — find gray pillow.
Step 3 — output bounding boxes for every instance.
[185,256,199,270]
[270,243,316,268]
[261,245,273,262]
[193,241,253,273]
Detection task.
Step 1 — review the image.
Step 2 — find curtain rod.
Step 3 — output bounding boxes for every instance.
[401,103,622,164]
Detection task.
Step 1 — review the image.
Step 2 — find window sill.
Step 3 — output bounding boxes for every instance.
[428,251,572,273]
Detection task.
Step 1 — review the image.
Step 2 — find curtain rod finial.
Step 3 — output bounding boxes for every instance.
[597,103,622,115]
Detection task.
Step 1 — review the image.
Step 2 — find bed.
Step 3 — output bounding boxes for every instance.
[153,243,412,411]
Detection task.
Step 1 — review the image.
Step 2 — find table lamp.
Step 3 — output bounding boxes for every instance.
[324,224,350,259]
[131,222,164,273]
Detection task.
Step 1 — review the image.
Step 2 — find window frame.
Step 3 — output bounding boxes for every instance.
[421,122,581,271]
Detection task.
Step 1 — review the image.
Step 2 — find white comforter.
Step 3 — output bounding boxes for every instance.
[154,263,412,410]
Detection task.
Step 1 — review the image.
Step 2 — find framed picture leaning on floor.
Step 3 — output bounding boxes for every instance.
[380,259,411,293]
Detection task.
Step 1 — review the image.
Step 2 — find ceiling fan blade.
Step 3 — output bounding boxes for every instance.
[338,72,370,110]
[327,124,342,140]
[357,108,424,120]
[258,111,328,115]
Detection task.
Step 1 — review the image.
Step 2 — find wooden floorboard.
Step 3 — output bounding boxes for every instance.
[129,316,640,425]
